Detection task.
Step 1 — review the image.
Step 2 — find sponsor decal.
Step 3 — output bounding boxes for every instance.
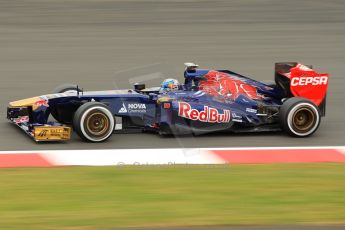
[231,113,242,122]
[246,108,257,113]
[32,99,49,111]
[38,129,48,137]
[163,103,171,109]
[118,103,128,113]
[118,103,146,113]
[34,99,49,107]
[198,70,263,100]
[178,102,230,123]
[231,113,243,122]
[291,76,328,86]
[296,63,312,71]
[34,127,71,140]
[14,116,29,124]
[232,113,242,119]
[289,64,329,106]
[50,129,63,137]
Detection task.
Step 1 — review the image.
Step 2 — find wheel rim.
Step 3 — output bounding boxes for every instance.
[84,111,110,138]
[291,107,316,133]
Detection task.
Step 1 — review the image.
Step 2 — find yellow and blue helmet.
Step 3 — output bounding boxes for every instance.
[161,78,180,92]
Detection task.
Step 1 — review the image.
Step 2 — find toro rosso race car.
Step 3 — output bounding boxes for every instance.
[7,62,329,142]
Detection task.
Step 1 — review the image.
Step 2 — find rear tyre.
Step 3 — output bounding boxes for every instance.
[279,97,320,137]
[73,102,115,142]
[51,84,81,124]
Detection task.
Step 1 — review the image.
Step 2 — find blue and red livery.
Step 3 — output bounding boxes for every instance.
[7,62,329,142]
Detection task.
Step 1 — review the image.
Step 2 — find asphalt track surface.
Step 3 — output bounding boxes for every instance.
[1,0,345,150]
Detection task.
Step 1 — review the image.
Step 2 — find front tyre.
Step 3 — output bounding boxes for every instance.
[53,84,80,94]
[51,84,81,124]
[279,97,321,137]
[73,102,115,142]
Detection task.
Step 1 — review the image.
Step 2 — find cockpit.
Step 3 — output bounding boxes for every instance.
[133,62,205,95]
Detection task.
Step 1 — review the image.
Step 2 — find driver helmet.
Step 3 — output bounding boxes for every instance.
[160,78,180,92]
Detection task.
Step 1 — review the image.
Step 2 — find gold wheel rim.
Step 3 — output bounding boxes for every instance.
[85,111,110,137]
[292,107,315,133]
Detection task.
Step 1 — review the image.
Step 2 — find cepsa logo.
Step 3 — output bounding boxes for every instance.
[291,76,328,86]
[178,102,231,123]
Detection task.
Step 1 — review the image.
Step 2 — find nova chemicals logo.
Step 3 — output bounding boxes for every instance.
[128,104,146,110]
[118,103,146,113]
[118,103,128,113]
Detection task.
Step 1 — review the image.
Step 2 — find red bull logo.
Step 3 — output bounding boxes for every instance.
[35,99,49,107]
[198,70,263,100]
[178,102,231,123]
[33,99,49,110]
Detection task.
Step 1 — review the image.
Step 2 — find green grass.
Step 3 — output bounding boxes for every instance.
[0,164,344,230]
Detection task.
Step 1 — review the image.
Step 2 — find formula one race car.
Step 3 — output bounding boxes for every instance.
[7,62,329,142]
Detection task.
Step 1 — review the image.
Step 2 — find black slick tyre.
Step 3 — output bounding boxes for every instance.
[53,84,80,94]
[73,102,115,142]
[279,97,321,137]
[51,84,81,124]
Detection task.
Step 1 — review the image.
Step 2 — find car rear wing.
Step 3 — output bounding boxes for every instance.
[275,62,329,116]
